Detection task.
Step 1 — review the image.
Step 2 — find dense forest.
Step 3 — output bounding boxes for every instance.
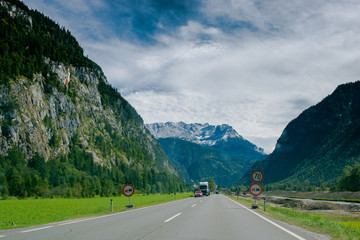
[0,0,96,85]
[0,145,187,198]
[0,0,189,199]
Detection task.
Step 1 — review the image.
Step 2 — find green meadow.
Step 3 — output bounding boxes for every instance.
[0,193,192,229]
[229,195,360,240]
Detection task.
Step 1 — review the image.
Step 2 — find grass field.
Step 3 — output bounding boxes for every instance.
[229,194,360,240]
[0,193,193,230]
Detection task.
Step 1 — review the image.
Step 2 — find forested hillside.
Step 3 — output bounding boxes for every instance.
[158,138,255,187]
[0,0,187,198]
[237,81,360,190]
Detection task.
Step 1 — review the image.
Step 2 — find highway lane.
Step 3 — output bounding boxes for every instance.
[0,194,326,240]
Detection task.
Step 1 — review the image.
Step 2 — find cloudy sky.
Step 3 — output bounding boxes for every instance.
[23,0,360,153]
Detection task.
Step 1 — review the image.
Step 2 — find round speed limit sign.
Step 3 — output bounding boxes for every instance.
[251,170,264,183]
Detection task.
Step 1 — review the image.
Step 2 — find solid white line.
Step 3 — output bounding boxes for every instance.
[164,213,182,223]
[224,195,306,240]
[191,204,197,208]
[22,226,54,233]
[57,214,109,226]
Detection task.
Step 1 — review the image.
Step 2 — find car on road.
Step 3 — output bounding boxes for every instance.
[194,190,203,198]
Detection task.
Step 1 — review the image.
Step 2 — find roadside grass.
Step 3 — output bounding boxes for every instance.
[0,193,192,230]
[228,194,360,240]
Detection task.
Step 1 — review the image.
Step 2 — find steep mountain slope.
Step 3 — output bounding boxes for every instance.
[147,122,266,186]
[0,0,185,198]
[238,81,360,187]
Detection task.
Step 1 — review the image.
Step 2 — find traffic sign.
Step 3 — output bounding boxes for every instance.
[249,183,262,196]
[122,184,134,197]
[251,170,264,183]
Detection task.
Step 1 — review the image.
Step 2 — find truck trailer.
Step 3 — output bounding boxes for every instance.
[199,182,210,196]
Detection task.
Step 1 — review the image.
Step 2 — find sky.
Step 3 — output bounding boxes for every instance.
[22,0,360,153]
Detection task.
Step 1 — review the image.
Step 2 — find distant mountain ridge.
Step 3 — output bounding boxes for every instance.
[146,122,265,156]
[237,81,360,187]
[146,122,267,186]
[147,122,243,146]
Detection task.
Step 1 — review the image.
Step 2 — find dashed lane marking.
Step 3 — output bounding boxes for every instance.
[164,213,182,223]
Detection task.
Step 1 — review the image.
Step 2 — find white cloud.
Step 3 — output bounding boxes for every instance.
[21,0,360,153]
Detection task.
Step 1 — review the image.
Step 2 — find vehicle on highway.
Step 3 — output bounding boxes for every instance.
[215,190,219,194]
[199,182,210,196]
[194,190,203,197]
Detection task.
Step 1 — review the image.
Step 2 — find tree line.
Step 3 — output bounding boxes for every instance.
[0,145,188,199]
[230,162,360,193]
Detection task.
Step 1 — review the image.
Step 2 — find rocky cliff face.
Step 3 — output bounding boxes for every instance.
[0,0,188,198]
[0,0,176,175]
[0,60,173,172]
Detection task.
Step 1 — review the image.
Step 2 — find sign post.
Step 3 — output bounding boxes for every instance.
[250,170,264,209]
[122,184,134,208]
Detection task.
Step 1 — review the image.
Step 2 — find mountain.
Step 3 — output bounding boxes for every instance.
[146,122,266,160]
[146,122,267,186]
[237,81,360,188]
[0,0,186,198]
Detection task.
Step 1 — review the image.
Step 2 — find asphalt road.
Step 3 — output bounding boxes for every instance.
[0,194,327,240]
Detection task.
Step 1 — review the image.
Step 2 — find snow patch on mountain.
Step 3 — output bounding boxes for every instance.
[146,121,243,146]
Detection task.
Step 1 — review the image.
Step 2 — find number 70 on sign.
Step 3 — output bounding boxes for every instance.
[251,170,264,183]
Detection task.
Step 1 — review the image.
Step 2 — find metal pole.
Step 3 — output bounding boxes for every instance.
[129,197,131,206]
[110,199,113,212]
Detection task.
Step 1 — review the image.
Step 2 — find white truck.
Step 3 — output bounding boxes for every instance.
[199,182,210,196]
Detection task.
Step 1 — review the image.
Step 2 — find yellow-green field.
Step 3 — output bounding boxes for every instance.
[0,193,193,229]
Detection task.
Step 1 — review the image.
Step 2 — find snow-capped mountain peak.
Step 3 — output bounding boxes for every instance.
[146,122,242,146]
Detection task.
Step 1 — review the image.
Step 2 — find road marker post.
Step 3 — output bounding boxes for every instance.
[263,197,266,212]
[110,199,113,212]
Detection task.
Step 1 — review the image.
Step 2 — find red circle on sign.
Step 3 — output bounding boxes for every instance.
[122,184,134,197]
[251,170,264,183]
[249,183,262,196]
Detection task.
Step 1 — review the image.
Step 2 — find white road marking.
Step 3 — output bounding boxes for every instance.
[22,226,54,233]
[15,197,191,235]
[0,235,6,238]
[164,213,182,223]
[191,204,197,208]
[57,214,109,226]
[224,195,306,240]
